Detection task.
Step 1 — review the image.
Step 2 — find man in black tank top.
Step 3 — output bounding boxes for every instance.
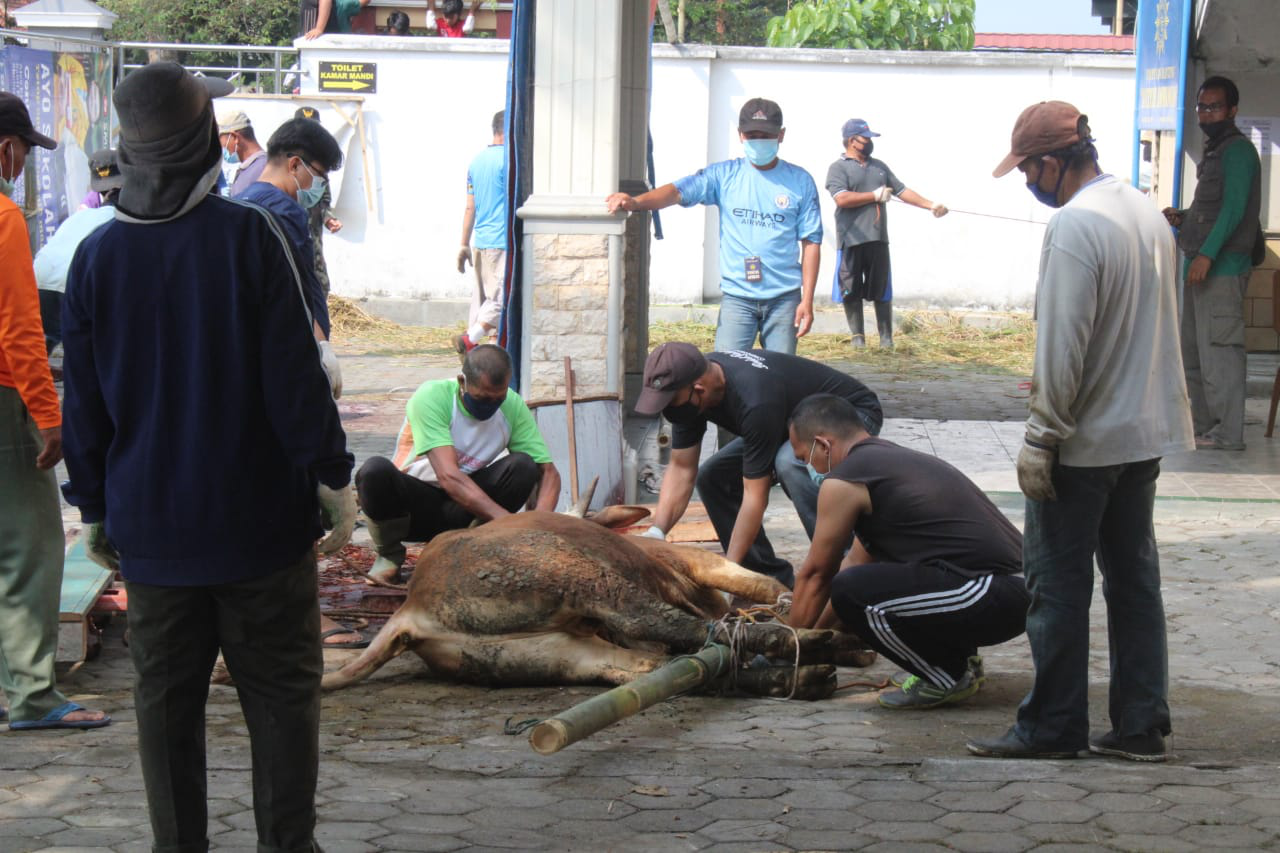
[786,394,1030,709]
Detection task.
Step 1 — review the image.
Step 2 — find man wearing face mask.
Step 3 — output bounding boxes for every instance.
[355,344,561,584]
[1163,76,1261,452]
[786,394,1028,709]
[826,118,948,349]
[634,342,881,588]
[965,102,1192,762]
[217,110,266,197]
[238,117,343,397]
[606,98,822,354]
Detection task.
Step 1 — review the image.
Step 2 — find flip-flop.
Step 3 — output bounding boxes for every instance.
[320,626,370,649]
[9,701,111,731]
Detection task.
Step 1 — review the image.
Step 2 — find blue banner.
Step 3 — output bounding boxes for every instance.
[1135,0,1190,130]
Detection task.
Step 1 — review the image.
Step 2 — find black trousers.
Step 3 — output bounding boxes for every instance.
[126,553,323,853]
[830,560,1030,689]
[356,452,541,540]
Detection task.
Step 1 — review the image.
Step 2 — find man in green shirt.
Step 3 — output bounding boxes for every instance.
[355,345,560,583]
[1164,76,1262,451]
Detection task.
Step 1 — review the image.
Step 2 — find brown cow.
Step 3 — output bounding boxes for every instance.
[322,510,869,698]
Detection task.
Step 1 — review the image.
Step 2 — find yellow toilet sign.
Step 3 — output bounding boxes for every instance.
[318,61,377,93]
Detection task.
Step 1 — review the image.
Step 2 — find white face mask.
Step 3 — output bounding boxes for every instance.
[0,141,16,198]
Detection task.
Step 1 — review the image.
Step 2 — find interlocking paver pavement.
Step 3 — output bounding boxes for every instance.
[5,346,1280,852]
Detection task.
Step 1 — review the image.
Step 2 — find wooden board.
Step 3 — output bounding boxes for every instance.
[57,541,114,665]
[533,399,623,512]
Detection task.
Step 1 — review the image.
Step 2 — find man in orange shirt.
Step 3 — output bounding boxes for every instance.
[0,92,109,730]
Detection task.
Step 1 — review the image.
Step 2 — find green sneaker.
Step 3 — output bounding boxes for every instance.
[892,655,984,689]
[878,671,980,709]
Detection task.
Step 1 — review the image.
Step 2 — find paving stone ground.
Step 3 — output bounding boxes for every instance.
[5,344,1280,852]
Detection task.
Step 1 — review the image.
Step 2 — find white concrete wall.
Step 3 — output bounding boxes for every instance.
[283,36,1135,311]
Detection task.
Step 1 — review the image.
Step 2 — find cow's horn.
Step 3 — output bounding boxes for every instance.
[568,475,599,517]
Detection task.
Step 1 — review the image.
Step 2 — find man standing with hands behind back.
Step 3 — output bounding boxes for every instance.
[606,98,822,354]
[1164,75,1261,452]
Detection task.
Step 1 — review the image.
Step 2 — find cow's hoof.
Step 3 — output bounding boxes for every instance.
[722,622,835,663]
[831,632,878,668]
[731,663,836,700]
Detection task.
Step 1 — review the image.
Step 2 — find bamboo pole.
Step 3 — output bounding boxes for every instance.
[529,645,732,755]
[564,356,579,506]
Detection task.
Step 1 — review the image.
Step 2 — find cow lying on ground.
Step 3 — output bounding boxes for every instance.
[322,509,872,699]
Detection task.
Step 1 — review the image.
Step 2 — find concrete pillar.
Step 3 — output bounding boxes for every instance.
[515,0,651,401]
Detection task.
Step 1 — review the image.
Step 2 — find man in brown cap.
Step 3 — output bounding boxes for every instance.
[0,91,110,732]
[60,62,354,850]
[966,101,1192,762]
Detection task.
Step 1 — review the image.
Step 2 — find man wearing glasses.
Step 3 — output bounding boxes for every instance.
[1164,76,1262,451]
[633,342,881,588]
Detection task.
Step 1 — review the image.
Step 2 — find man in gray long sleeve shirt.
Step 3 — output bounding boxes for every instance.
[966,101,1193,764]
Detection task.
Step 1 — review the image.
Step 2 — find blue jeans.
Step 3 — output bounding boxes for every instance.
[1013,458,1170,751]
[715,291,801,353]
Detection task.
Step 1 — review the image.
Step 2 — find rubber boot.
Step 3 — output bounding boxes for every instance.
[365,514,411,584]
[874,300,893,350]
[843,296,866,348]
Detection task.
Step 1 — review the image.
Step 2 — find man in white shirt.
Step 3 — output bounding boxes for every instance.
[966,101,1193,763]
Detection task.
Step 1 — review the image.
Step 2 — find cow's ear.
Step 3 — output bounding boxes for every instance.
[589,505,652,529]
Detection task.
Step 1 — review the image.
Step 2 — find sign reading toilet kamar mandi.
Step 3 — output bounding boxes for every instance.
[318,61,377,93]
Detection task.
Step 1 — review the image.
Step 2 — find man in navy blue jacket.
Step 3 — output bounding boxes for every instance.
[60,63,355,853]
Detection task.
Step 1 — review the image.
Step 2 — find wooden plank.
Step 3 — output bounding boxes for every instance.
[60,541,114,621]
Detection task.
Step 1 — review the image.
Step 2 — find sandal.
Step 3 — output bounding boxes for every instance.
[320,625,370,649]
[9,701,111,731]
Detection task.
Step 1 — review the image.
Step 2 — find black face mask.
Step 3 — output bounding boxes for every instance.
[1199,119,1232,139]
[662,401,703,425]
[462,391,503,421]
[860,139,874,157]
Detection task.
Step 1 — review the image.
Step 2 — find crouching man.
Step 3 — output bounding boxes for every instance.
[357,344,561,582]
[786,394,1030,709]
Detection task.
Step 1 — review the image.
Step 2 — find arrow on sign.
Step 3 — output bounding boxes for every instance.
[322,80,371,91]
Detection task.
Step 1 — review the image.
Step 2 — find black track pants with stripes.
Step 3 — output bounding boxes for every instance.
[830,561,1030,688]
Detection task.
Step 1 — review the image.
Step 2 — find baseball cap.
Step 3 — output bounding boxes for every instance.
[295,106,321,121]
[738,98,783,135]
[993,101,1089,178]
[0,92,56,150]
[217,110,251,134]
[635,342,709,415]
[841,118,879,140]
[88,148,123,191]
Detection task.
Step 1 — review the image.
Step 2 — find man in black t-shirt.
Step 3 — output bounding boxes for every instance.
[786,394,1030,709]
[635,343,882,588]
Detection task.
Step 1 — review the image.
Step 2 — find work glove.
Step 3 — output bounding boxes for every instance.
[1016,442,1057,502]
[931,202,949,218]
[85,522,120,571]
[872,186,893,203]
[456,245,472,273]
[316,483,356,554]
[640,525,667,541]
[318,340,342,399]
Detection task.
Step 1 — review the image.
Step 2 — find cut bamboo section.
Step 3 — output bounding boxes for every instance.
[529,645,733,755]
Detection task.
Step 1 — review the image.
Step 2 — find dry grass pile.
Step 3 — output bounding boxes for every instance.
[328,295,460,357]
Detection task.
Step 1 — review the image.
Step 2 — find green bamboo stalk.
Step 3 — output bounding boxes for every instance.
[529,645,733,755]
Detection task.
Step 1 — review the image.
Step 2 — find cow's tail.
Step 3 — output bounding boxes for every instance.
[321,608,417,690]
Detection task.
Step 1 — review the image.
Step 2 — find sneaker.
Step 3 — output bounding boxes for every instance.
[966,727,1081,759]
[878,671,979,709]
[1194,433,1245,451]
[892,655,984,690]
[851,334,866,349]
[1088,729,1167,762]
[452,333,475,355]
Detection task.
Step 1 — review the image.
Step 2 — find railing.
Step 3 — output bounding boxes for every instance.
[114,41,301,95]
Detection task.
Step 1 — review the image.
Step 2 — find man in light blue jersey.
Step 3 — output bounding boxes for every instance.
[606,98,822,354]
[454,110,507,354]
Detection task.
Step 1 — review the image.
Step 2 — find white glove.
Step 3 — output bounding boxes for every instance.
[931,202,949,218]
[462,13,475,33]
[641,525,667,541]
[1016,443,1057,502]
[318,340,342,400]
[85,522,120,571]
[872,186,893,203]
[424,8,437,30]
[457,245,472,273]
[316,483,356,554]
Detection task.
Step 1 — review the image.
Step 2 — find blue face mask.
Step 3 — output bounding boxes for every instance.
[222,145,239,165]
[805,438,830,486]
[1026,157,1066,208]
[295,162,327,209]
[462,391,503,421]
[742,138,779,167]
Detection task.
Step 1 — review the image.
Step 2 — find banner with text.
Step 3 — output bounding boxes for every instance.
[1135,0,1191,130]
